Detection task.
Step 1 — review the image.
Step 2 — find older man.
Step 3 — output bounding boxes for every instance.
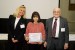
[44,8,69,50]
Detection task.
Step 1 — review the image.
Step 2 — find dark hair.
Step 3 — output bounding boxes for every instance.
[31,11,41,23]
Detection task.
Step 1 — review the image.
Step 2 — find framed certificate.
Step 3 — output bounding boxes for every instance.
[29,33,42,43]
[69,0,75,10]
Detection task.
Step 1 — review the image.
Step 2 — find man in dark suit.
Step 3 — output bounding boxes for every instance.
[44,8,69,50]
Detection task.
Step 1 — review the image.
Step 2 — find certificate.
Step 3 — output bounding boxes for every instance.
[29,33,42,43]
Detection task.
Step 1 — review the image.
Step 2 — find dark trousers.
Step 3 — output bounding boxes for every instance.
[8,42,22,50]
[7,40,28,50]
[48,38,64,50]
[28,44,44,50]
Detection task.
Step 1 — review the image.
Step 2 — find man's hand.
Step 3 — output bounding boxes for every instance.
[64,43,68,50]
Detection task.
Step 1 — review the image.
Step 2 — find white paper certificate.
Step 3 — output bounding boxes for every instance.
[29,33,42,43]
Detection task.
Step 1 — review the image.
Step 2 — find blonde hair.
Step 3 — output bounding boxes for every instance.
[13,5,26,18]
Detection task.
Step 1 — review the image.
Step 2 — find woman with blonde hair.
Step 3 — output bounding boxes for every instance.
[13,5,26,18]
[8,5,27,50]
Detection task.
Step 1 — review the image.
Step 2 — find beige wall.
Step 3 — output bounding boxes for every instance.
[60,0,75,33]
[0,0,59,19]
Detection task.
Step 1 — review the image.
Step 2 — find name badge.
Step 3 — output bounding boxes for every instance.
[20,24,25,28]
[61,28,65,32]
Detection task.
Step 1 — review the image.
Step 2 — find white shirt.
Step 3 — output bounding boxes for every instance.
[14,17,20,29]
[52,17,60,38]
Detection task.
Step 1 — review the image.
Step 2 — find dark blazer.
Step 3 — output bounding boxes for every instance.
[8,15,27,42]
[46,16,69,49]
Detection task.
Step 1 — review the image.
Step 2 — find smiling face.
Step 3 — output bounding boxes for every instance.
[31,11,40,23]
[53,8,61,18]
[18,8,25,17]
[33,16,39,23]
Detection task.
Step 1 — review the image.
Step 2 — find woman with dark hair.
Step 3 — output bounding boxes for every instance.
[31,11,41,22]
[24,11,45,50]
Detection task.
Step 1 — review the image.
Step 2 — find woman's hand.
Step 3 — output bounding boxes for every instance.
[12,38,18,43]
[24,34,29,41]
[25,37,29,41]
[38,42,42,44]
[44,41,47,47]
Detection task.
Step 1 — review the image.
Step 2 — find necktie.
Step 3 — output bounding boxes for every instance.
[52,19,57,37]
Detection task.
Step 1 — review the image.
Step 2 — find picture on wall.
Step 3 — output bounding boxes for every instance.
[69,0,75,10]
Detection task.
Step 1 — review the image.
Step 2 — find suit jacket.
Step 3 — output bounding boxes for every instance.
[46,16,69,49]
[8,15,27,42]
